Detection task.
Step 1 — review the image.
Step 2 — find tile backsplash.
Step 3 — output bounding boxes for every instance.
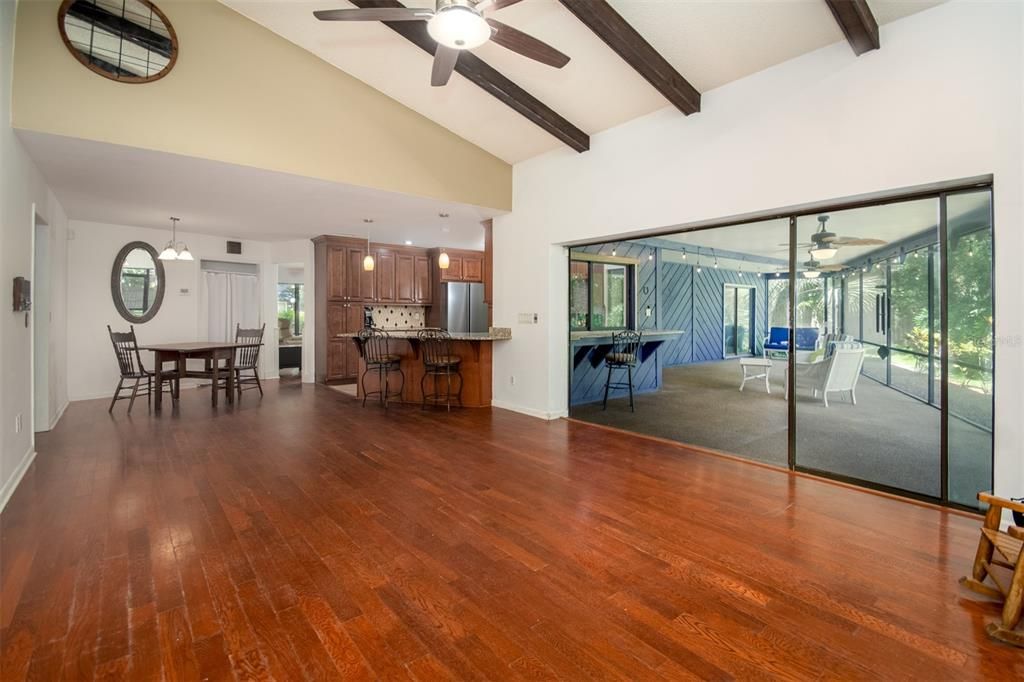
[370,305,426,330]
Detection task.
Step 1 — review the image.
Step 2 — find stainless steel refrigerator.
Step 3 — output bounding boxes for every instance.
[439,282,488,333]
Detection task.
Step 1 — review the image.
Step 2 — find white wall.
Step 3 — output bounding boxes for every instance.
[1,1,69,510]
[66,221,315,400]
[493,1,1024,501]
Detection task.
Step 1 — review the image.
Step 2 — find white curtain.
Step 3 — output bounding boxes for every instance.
[203,271,260,342]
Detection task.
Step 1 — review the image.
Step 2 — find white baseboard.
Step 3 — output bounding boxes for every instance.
[70,382,205,402]
[49,399,68,430]
[491,400,566,421]
[0,446,36,513]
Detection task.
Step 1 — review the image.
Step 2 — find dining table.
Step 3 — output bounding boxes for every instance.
[139,341,259,410]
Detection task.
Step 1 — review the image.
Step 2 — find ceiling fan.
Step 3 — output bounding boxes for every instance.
[775,215,888,260]
[313,0,570,87]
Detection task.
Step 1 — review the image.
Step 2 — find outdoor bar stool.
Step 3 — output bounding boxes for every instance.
[603,330,642,412]
[357,328,404,408]
[418,328,463,411]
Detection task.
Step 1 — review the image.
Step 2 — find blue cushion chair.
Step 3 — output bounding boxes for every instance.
[764,327,789,352]
[795,327,820,351]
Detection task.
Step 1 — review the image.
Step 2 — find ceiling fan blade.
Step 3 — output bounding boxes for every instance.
[313,8,431,21]
[431,45,459,87]
[476,0,526,12]
[486,19,570,68]
[818,264,846,272]
[831,237,887,246]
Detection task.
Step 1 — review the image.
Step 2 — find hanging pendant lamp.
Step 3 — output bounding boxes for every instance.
[159,217,181,260]
[362,220,375,271]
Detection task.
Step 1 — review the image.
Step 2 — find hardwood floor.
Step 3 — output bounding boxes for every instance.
[1,380,1020,680]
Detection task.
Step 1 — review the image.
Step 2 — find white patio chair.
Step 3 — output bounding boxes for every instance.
[788,346,865,407]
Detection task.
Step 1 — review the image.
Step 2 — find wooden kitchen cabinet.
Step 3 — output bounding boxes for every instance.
[431,248,484,284]
[345,246,375,301]
[462,255,483,282]
[327,246,346,300]
[414,255,432,304]
[375,249,397,303]
[396,253,416,303]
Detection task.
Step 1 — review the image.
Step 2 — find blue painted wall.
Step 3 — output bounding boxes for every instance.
[570,242,768,406]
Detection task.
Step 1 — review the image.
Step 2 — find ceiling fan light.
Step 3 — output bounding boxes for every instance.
[158,243,178,260]
[427,6,491,49]
[803,270,821,279]
[809,246,837,260]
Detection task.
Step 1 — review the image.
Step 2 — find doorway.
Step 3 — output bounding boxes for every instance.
[32,213,50,433]
[723,284,754,357]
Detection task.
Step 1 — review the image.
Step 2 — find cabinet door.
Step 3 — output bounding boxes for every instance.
[462,256,483,282]
[376,250,396,303]
[346,247,376,301]
[343,339,361,379]
[442,257,463,282]
[396,253,415,303]
[326,340,348,380]
[344,302,364,332]
[414,255,432,304]
[327,303,349,338]
[327,246,346,300]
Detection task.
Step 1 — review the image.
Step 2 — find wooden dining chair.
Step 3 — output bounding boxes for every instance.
[959,492,1024,647]
[107,325,178,413]
[231,324,265,397]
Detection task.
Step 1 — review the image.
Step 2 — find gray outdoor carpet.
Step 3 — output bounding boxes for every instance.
[570,359,991,505]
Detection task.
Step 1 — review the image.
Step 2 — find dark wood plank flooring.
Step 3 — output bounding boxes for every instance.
[1,379,1020,680]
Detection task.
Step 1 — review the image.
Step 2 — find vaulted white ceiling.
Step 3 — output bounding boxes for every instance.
[220,0,945,163]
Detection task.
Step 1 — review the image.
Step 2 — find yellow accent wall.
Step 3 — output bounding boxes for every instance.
[12,0,511,210]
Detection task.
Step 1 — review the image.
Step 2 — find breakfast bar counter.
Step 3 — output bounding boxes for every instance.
[338,328,510,407]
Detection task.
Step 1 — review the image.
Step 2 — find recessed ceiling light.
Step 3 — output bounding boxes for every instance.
[404,240,413,245]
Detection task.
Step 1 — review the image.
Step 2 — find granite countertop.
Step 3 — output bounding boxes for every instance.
[336,327,511,341]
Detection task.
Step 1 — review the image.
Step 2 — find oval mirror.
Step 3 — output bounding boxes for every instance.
[58,0,178,84]
[111,242,165,323]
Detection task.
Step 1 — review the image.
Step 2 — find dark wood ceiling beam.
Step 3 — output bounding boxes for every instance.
[557,0,700,115]
[351,0,589,152]
[824,0,880,55]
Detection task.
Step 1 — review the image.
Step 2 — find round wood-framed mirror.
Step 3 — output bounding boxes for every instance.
[58,0,179,84]
[111,242,166,323]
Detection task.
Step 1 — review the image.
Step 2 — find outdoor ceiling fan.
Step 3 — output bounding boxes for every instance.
[313,0,570,86]
[800,250,845,278]
[777,215,888,261]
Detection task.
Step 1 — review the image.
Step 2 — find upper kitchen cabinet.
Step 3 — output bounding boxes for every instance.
[433,248,485,283]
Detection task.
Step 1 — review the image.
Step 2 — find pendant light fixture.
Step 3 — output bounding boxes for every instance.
[437,212,450,269]
[159,217,183,260]
[809,215,838,260]
[362,219,375,272]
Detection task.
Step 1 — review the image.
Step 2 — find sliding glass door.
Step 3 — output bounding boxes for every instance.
[945,190,994,507]
[723,284,754,357]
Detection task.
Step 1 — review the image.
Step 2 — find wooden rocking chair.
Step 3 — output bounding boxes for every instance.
[959,492,1024,647]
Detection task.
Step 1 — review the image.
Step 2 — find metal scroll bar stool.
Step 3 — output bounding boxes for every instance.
[107,325,178,413]
[418,328,463,411]
[357,328,404,408]
[602,330,642,412]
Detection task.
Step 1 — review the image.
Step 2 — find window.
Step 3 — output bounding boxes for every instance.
[120,267,157,315]
[277,283,303,337]
[569,259,634,331]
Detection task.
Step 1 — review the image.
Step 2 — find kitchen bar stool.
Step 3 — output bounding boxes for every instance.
[357,328,404,408]
[418,328,463,411]
[603,330,642,412]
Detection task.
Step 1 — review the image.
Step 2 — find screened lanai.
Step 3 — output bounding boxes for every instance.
[568,188,994,509]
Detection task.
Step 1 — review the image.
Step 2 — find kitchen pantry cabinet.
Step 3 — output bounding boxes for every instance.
[314,236,436,383]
